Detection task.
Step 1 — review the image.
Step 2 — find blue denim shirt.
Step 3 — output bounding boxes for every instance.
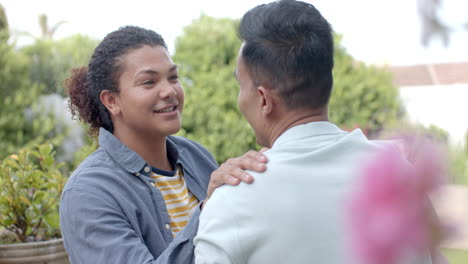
[60,128,218,264]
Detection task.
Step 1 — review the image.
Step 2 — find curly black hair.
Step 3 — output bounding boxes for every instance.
[66,26,167,136]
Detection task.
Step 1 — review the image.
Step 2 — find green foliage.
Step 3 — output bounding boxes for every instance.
[20,34,98,95]
[442,248,468,263]
[0,3,8,41]
[450,145,468,185]
[382,122,450,144]
[465,130,468,154]
[0,84,63,160]
[174,16,403,163]
[0,144,65,243]
[0,35,29,101]
[0,37,63,159]
[422,124,450,143]
[174,15,256,163]
[330,35,403,137]
[382,123,467,185]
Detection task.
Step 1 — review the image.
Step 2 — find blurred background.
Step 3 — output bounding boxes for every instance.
[0,0,467,261]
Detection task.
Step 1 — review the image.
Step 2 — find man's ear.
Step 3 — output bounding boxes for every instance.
[100,90,121,116]
[257,86,274,116]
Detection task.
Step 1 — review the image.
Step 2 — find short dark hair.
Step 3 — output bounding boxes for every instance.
[239,0,334,110]
[66,26,167,135]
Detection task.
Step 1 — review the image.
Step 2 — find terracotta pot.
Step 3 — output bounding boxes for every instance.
[0,238,69,264]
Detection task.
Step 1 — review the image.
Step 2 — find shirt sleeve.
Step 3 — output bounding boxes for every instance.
[60,187,200,264]
[194,187,243,264]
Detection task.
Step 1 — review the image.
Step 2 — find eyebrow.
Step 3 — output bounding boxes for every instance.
[136,65,178,77]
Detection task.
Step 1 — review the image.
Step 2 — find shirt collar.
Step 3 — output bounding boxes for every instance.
[98,128,180,174]
[272,121,350,148]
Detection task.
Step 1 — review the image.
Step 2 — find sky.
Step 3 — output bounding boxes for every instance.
[2,0,468,66]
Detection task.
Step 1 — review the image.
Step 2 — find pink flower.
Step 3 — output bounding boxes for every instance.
[346,136,447,264]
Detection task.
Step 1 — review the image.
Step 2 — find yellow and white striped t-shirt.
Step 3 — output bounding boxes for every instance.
[150,166,199,236]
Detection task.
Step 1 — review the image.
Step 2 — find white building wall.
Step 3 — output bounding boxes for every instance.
[399,84,468,146]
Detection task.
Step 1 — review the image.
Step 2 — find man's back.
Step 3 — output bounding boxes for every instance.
[195,122,428,263]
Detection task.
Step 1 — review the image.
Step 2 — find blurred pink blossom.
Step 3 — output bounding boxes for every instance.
[346,136,448,264]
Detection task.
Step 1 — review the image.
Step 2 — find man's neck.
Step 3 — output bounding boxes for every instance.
[113,126,172,171]
[265,108,328,148]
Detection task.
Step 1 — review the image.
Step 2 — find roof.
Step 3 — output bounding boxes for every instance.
[386,62,468,87]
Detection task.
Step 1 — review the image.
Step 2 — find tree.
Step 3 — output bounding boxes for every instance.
[329,35,403,138]
[15,34,96,163]
[20,34,98,95]
[15,14,66,41]
[0,4,8,38]
[174,15,255,163]
[174,15,402,163]
[10,12,97,95]
[38,14,66,40]
[0,40,59,159]
[0,8,61,159]
[0,5,29,105]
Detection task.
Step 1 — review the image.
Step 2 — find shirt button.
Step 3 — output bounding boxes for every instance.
[144,166,150,173]
[165,224,170,230]
[135,172,140,176]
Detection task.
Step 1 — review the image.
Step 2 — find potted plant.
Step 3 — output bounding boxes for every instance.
[0,144,69,263]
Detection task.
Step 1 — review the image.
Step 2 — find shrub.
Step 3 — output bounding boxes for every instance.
[0,144,65,243]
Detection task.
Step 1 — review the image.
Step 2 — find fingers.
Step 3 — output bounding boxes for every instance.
[259,147,270,154]
[206,167,243,200]
[219,161,252,183]
[234,151,267,173]
[244,150,268,164]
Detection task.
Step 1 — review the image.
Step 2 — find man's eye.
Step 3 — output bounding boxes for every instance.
[169,75,179,80]
[142,80,154,85]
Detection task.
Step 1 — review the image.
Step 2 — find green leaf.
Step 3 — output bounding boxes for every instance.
[44,211,60,229]
[19,196,32,206]
[41,155,54,168]
[39,144,53,157]
[33,190,47,202]
[2,218,13,226]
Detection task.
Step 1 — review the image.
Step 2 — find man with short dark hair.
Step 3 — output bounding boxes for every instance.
[194,1,434,263]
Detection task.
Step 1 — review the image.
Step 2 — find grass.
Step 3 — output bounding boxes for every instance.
[442,248,468,264]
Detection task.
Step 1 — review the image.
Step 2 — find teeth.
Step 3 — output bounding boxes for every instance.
[156,106,175,113]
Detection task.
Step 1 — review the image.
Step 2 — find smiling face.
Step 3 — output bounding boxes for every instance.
[111,45,184,138]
